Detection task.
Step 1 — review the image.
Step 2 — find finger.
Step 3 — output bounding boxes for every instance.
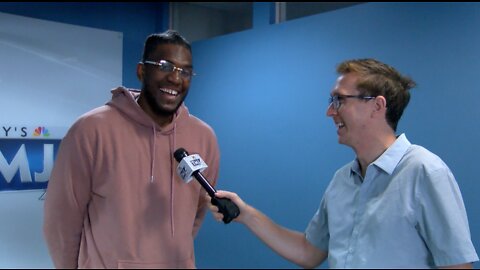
[212,212,224,222]
[208,205,219,212]
[214,190,236,199]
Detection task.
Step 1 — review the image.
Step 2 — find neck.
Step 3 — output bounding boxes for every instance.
[355,131,396,177]
[137,95,174,128]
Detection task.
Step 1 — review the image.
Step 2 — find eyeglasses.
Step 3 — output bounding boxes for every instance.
[328,94,376,111]
[142,60,196,81]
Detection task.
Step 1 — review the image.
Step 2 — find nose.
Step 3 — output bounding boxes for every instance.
[167,68,182,83]
[326,103,336,117]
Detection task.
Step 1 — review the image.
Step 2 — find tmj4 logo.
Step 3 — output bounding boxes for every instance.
[0,139,60,191]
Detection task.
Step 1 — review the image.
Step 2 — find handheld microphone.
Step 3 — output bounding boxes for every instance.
[173,148,240,224]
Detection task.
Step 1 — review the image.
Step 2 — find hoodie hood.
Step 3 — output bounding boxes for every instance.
[107,86,189,134]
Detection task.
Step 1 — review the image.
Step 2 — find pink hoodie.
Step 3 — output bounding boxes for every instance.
[43,87,220,268]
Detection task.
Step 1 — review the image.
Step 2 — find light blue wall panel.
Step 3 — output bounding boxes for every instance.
[189,3,480,268]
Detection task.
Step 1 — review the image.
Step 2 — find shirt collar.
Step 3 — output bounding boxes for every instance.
[351,133,411,176]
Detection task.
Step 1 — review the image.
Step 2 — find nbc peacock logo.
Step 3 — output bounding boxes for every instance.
[33,126,50,137]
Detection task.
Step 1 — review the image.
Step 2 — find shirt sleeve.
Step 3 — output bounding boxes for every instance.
[415,165,479,266]
[43,121,94,268]
[305,195,329,252]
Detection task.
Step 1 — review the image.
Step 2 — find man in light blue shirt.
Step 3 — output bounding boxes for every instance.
[209,59,478,268]
[306,133,477,268]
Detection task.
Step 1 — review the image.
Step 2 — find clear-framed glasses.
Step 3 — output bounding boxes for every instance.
[142,60,196,81]
[328,94,376,111]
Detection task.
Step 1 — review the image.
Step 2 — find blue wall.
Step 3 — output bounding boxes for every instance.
[189,2,480,268]
[2,2,478,268]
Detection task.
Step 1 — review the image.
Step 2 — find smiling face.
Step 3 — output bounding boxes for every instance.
[326,73,375,148]
[137,43,193,123]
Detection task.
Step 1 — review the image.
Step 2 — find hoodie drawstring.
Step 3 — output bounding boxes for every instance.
[132,91,180,238]
[169,123,177,237]
[151,122,177,237]
[150,126,156,183]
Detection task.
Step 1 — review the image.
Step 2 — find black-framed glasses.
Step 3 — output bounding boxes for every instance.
[328,94,376,111]
[142,60,196,81]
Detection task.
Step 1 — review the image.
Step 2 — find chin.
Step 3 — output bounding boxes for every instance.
[337,136,350,147]
[160,102,182,115]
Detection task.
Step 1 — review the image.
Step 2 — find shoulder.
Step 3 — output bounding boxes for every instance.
[402,144,450,174]
[175,106,220,157]
[178,106,217,138]
[64,105,118,140]
[399,145,457,194]
[186,114,216,134]
[71,103,126,128]
[184,114,219,154]
[327,160,356,191]
[332,160,356,179]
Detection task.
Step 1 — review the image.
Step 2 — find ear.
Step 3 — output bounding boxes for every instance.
[136,63,144,82]
[372,95,387,117]
[375,96,387,110]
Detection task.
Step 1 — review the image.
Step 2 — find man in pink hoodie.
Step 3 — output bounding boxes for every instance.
[43,30,220,268]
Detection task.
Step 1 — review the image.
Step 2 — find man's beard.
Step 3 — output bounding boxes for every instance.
[143,87,187,117]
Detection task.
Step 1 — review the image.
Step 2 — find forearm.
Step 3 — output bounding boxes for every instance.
[43,130,92,267]
[43,206,82,268]
[438,263,473,269]
[242,205,327,268]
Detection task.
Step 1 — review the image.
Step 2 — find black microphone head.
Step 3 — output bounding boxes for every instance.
[173,148,189,162]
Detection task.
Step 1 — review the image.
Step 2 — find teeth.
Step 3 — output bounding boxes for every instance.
[160,88,178,96]
[336,122,344,128]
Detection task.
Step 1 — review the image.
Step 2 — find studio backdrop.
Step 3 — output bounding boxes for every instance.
[0,12,122,268]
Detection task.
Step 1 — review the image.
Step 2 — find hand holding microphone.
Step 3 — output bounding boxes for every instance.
[173,148,240,224]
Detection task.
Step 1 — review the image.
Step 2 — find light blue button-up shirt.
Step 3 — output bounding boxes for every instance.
[305,134,478,268]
